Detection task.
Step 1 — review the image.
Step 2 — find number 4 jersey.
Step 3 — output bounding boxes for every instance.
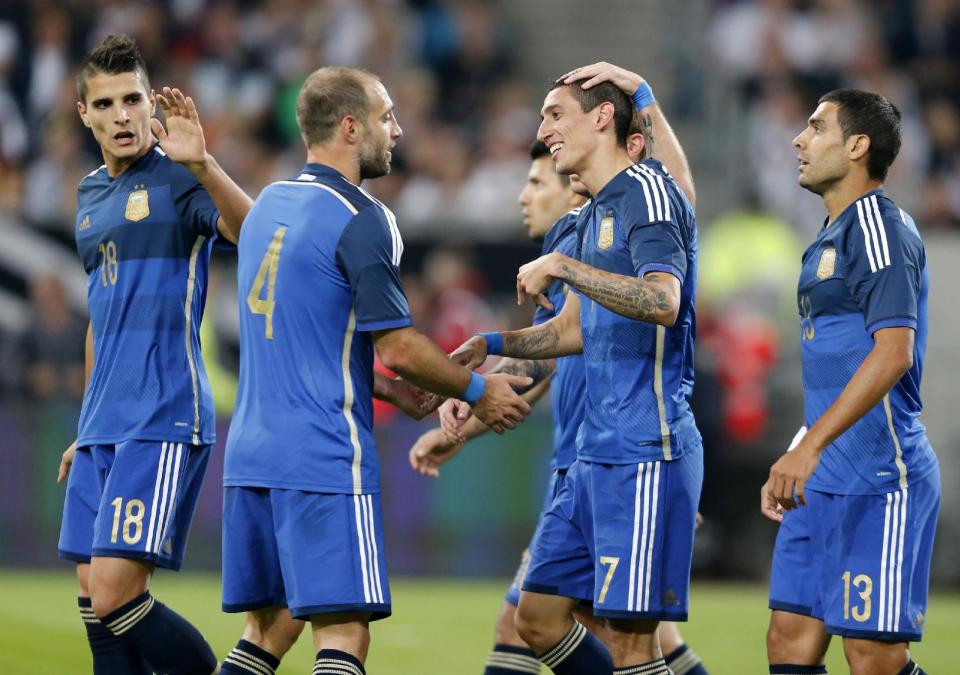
[224,164,412,495]
[75,146,222,447]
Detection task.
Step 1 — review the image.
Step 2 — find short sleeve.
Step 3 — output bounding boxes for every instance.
[621,168,687,281]
[626,212,687,283]
[172,173,222,243]
[335,207,412,332]
[842,203,922,335]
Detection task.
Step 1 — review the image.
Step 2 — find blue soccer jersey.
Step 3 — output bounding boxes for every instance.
[533,206,588,471]
[798,190,937,495]
[574,160,701,464]
[224,164,412,495]
[75,146,221,446]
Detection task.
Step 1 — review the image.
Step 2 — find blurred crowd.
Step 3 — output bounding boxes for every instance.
[0,0,539,242]
[711,0,960,233]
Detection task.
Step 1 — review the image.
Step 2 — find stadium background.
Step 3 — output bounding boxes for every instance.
[0,0,958,672]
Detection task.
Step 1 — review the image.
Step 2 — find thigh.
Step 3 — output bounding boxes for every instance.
[588,455,700,621]
[93,440,211,570]
[275,491,391,622]
[59,445,112,562]
[522,464,594,604]
[821,468,940,643]
[221,486,285,613]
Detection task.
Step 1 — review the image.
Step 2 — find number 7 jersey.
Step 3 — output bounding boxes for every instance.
[225,164,412,495]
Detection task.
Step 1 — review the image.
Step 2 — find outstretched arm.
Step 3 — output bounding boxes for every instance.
[563,62,696,207]
[151,86,252,243]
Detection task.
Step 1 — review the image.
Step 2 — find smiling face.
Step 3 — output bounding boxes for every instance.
[77,69,155,175]
[793,101,857,195]
[358,80,403,180]
[537,85,597,176]
[518,156,576,241]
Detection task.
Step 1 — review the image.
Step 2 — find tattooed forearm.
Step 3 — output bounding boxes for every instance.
[502,324,561,360]
[558,262,675,324]
[640,112,654,160]
[492,357,556,393]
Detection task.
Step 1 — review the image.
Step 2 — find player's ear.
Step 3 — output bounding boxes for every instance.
[626,133,645,162]
[148,89,157,115]
[848,133,871,163]
[341,114,361,144]
[595,102,615,134]
[77,100,91,128]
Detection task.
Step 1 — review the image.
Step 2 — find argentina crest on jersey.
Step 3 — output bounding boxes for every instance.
[125,188,150,221]
[817,246,836,279]
[598,215,614,250]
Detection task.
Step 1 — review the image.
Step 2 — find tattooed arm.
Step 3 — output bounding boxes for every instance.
[500,291,584,360]
[517,253,680,326]
[489,356,556,394]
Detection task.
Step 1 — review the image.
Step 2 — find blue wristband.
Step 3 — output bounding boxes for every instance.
[461,371,486,404]
[632,81,656,109]
[478,331,503,355]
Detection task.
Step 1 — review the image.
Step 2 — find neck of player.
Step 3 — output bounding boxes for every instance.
[822,174,884,226]
[577,146,634,198]
[105,141,155,178]
[305,147,361,185]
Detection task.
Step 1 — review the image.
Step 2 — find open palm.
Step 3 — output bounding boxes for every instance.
[150,86,207,165]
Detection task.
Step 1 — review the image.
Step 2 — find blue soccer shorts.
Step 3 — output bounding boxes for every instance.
[505,469,568,607]
[769,464,940,642]
[222,487,391,621]
[523,453,703,620]
[58,440,211,570]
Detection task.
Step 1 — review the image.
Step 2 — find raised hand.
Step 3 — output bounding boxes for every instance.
[408,427,464,478]
[150,86,208,168]
[561,62,644,97]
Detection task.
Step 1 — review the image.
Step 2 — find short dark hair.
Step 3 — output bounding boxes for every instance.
[297,67,375,147]
[77,34,149,102]
[529,140,570,185]
[549,79,632,147]
[819,89,902,181]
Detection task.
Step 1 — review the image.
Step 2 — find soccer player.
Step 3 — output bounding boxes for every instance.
[56,34,252,674]
[218,66,532,675]
[442,62,701,675]
[761,91,939,675]
[413,128,708,675]
[410,138,590,675]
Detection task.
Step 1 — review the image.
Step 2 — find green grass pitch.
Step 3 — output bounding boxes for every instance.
[0,571,955,673]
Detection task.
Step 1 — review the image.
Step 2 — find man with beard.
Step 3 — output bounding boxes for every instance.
[761,90,938,675]
[218,66,533,675]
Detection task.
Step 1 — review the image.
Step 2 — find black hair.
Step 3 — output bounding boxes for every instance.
[548,79,632,147]
[818,89,901,181]
[77,34,149,102]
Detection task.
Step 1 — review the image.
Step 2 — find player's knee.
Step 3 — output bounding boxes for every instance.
[493,602,525,647]
[76,563,91,598]
[514,605,558,653]
[766,617,796,662]
[90,586,134,618]
[243,609,304,658]
[842,638,907,675]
